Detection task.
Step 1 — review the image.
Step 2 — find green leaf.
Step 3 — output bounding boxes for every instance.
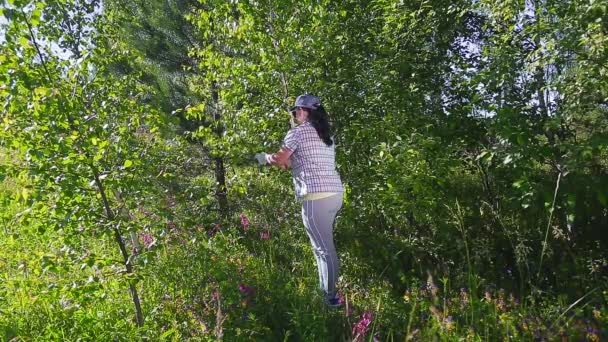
[21,188,29,202]
[123,159,133,168]
[31,9,41,26]
[598,191,607,206]
[19,37,30,48]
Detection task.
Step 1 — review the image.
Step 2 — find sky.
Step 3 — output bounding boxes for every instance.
[0,5,7,44]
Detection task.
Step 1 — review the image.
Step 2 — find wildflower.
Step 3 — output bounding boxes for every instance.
[484,289,492,302]
[444,316,454,331]
[592,305,601,319]
[508,293,519,306]
[521,318,529,331]
[260,231,270,240]
[199,319,208,333]
[403,288,413,302]
[496,296,506,311]
[239,213,250,231]
[460,288,469,306]
[208,223,220,237]
[352,311,373,339]
[211,291,219,300]
[140,232,153,249]
[586,327,600,342]
[238,283,254,296]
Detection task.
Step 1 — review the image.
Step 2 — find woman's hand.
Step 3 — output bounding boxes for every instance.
[269,147,293,169]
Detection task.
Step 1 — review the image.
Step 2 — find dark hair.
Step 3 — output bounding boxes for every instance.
[303,105,333,146]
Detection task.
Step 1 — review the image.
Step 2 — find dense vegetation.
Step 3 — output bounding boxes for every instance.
[1,0,606,340]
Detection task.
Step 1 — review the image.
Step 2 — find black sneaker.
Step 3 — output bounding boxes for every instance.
[325,297,343,308]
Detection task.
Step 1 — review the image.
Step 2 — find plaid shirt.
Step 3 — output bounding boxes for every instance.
[283,122,344,199]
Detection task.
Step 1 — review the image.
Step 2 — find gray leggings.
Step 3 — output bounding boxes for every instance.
[301,194,343,300]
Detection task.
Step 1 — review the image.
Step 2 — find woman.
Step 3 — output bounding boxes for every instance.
[255,94,345,307]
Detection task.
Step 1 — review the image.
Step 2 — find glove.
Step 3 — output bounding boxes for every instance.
[255,152,270,165]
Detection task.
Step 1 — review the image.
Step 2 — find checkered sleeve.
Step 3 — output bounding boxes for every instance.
[282,127,300,152]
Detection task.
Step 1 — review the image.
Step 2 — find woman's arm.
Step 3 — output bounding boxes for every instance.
[268,147,293,169]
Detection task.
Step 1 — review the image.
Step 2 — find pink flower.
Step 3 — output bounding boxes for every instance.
[140,232,153,249]
[238,283,254,296]
[239,213,250,231]
[352,311,373,338]
[208,223,221,237]
[260,231,270,240]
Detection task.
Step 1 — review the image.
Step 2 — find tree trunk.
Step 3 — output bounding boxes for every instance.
[23,7,145,329]
[92,165,144,328]
[211,81,229,217]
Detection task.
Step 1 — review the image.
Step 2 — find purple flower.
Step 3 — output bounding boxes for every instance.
[140,232,153,249]
[208,223,220,237]
[460,288,470,305]
[444,316,454,331]
[496,298,506,311]
[352,311,374,338]
[238,283,254,296]
[239,213,250,231]
[260,231,270,240]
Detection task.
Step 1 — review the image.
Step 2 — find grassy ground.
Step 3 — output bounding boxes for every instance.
[1,154,606,341]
